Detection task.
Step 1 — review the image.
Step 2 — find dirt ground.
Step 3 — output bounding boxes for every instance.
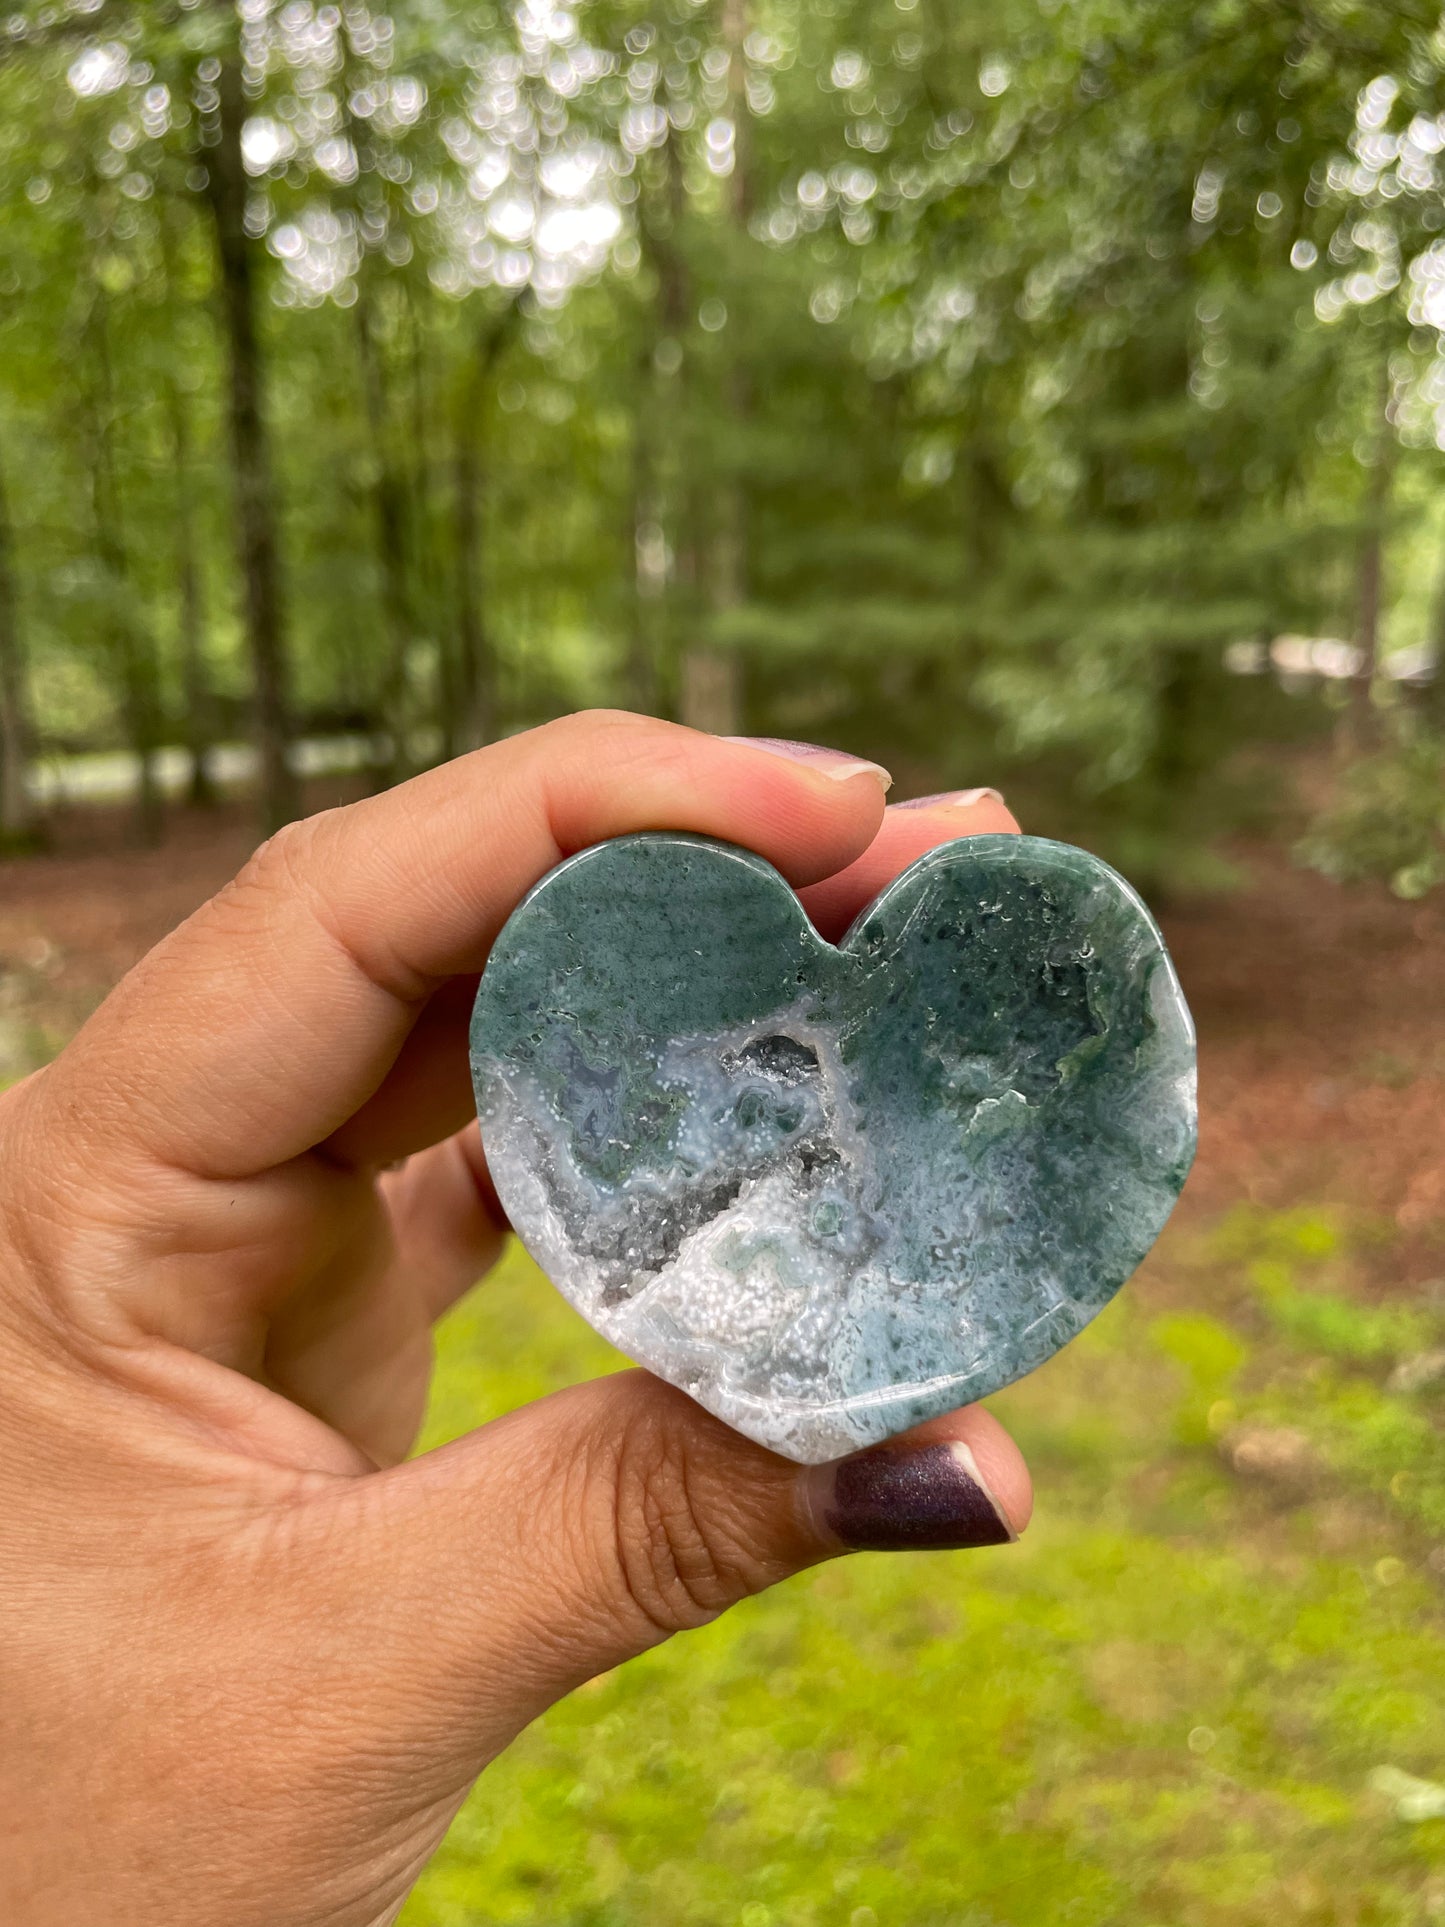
[1,785,1442,1295]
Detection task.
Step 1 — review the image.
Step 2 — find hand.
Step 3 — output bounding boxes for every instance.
[0,714,1031,1927]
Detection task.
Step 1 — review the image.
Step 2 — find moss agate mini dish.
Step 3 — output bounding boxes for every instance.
[470,832,1197,1464]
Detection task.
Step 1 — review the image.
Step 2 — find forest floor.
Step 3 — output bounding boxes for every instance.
[1,793,1442,1926]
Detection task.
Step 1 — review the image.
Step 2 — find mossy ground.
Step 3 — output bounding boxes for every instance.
[404,1209,1445,1927]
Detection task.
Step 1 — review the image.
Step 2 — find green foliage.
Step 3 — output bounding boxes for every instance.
[1150,1311,1248,1444]
[1299,724,1445,899]
[0,0,1443,866]
[404,1231,1445,1927]
[1263,1286,1436,1368]
[1206,1207,1445,1540]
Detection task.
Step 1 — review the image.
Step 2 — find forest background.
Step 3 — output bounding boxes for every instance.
[0,0,1443,887]
[1,3,1444,1925]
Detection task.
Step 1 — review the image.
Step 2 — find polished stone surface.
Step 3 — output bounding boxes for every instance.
[470,833,1196,1463]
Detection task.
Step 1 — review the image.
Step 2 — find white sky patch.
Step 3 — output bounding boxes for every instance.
[234,0,626,308]
[241,117,296,173]
[539,145,605,199]
[67,43,129,100]
[535,200,621,259]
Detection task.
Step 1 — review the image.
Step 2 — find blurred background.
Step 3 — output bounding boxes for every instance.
[0,1,1442,1922]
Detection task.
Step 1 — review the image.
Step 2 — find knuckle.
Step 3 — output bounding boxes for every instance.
[207,817,321,941]
[240,815,326,899]
[604,1401,758,1638]
[552,705,648,740]
[547,708,679,769]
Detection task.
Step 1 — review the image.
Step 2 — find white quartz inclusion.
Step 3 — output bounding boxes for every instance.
[479,1007,930,1461]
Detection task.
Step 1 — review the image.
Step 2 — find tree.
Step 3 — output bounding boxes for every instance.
[203,32,296,831]
[0,0,1441,883]
[0,432,36,844]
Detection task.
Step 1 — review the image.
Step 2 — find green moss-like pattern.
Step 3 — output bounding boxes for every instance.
[470,834,1196,1460]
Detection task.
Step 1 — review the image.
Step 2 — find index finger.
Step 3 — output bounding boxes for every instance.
[36,715,890,1182]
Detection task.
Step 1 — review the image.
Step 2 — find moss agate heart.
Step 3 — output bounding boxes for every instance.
[470,833,1196,1463]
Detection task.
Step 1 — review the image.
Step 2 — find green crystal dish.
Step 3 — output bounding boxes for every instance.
[471,833,1196,1463]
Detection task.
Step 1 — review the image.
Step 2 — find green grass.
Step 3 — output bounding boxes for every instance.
[402,1213,1445,1927]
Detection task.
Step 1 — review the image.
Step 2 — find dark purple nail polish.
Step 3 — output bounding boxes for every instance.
[824,1440,1015,1551]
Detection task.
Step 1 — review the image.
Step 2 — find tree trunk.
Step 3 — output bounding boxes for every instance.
[679,0,751,737]
[627,343,661,716]
[1145,646,1207,898]
[88,287,163,847]
[355,283,414,784]
[0,431,36,845]
[1425,504,1445,731]
[160,198,217,806]
[403,285,445,758]
[679,648,743,734]
[639,125,702,722]
[1345,346,1394,755]
[452,302,516,753]
[204,49,296,831]
[172,402,217,808]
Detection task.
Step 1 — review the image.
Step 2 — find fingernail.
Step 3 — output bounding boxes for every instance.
[819,1439,1016,1551]
[894,787,1006,811]
[724,737,893,794]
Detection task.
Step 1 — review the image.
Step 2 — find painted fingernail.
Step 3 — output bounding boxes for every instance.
[895,787,1006,811]
[820,1439,1016,1551]
[724,736,893,793]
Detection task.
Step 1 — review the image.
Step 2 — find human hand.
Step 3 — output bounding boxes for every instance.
[0,714,1030,1927]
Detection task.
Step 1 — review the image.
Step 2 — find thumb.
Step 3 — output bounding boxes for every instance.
[326,1369,1030,1795]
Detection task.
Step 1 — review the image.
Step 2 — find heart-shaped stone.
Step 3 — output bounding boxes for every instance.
[470,833,1196,1463]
